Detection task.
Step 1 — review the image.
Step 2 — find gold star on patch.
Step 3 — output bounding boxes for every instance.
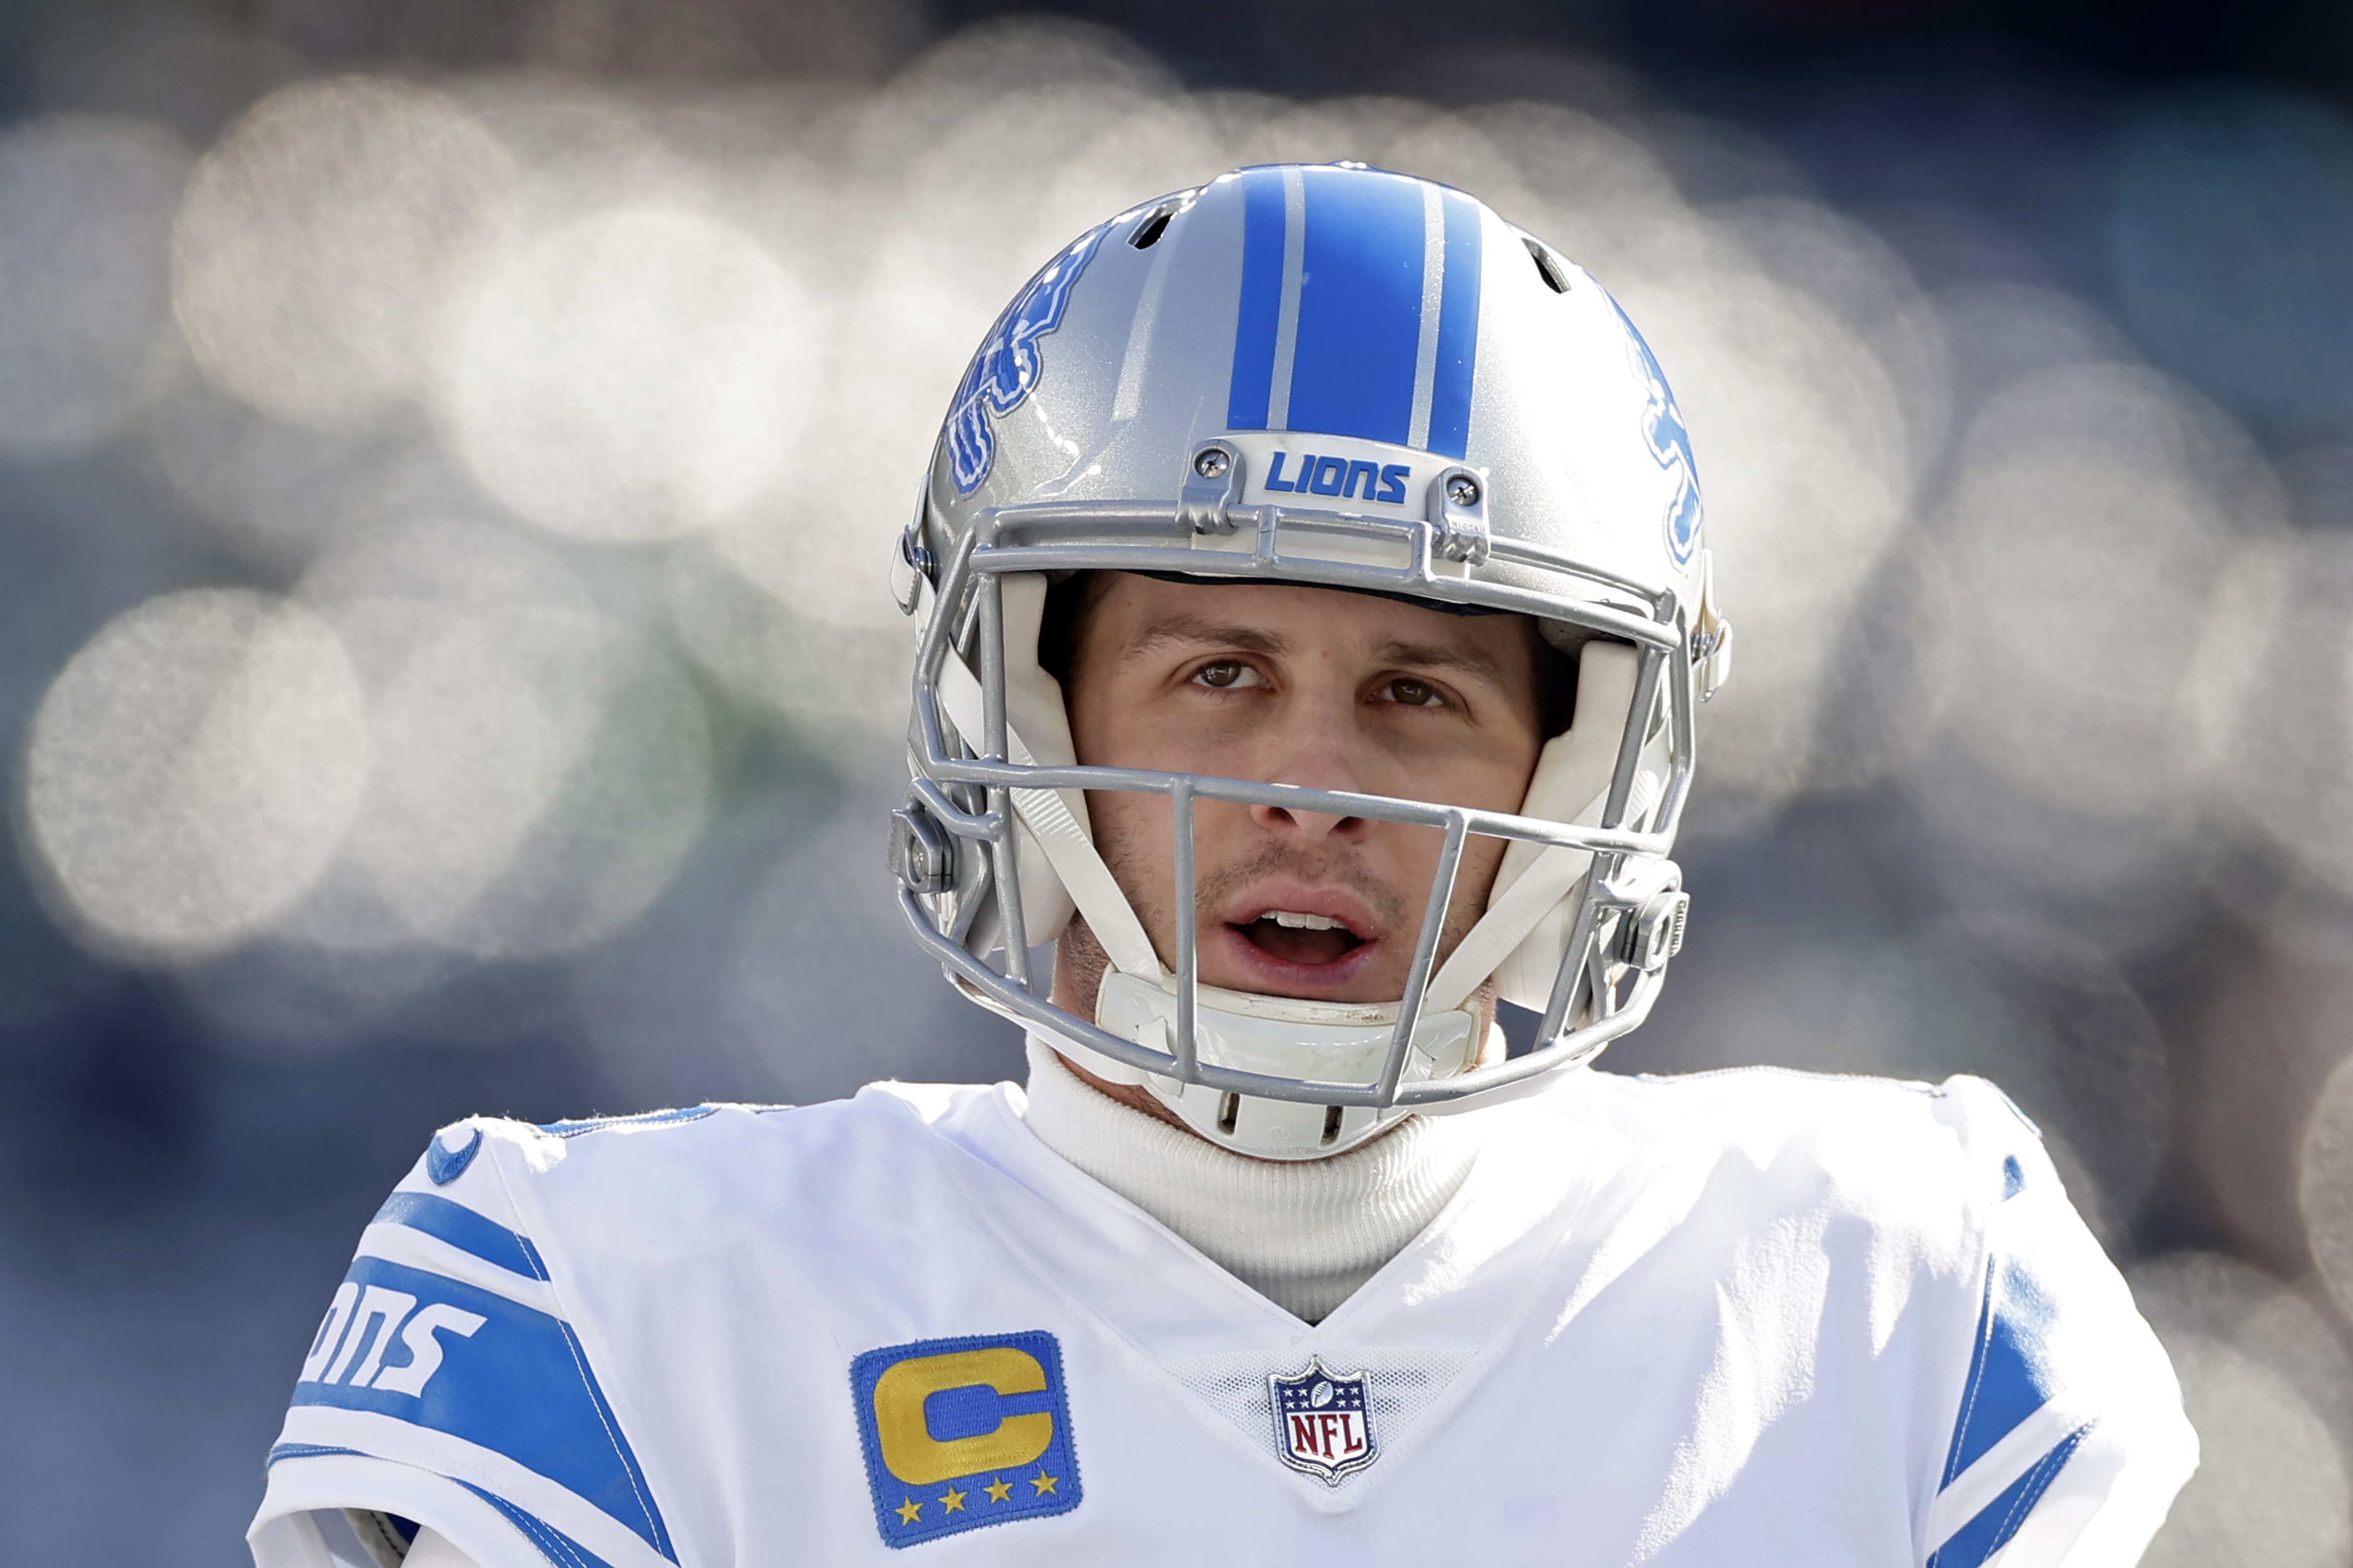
[984,1477,1013,1503]
[895,1498,922,1525]
[939,1487,967,1513]
[1031,1470,1059,1496]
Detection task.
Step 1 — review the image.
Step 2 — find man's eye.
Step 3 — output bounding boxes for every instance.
[1192,660,1260,689]
[1383,677,1444,707]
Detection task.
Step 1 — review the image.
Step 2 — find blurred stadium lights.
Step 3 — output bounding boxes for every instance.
[2130,1251,2353,1565]
[2307,1053,2353,1328]
[2184,908,2353,1281]
[440,204,825,543]
[2192,532,2353,900]
[26,588,369,959]
[1916,362,2277,953]
[1,5,2352,1562]
[172,77,520,430]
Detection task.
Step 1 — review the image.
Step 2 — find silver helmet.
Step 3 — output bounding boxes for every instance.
[888,162,1731,1160]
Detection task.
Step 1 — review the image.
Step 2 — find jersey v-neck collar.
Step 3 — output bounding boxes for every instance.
[903,1074,1624,1362]
[886,1074,1629,1500]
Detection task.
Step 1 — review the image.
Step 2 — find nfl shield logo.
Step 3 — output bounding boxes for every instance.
[1270,1357,1378,1485]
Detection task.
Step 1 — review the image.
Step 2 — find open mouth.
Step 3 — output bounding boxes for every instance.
[1233,909,1368,967]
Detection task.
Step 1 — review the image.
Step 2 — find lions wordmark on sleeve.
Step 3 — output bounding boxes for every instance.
[252,1113,689,1568]
[250,1073,2193,1568]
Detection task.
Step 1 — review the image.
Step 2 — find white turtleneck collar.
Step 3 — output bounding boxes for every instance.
[1019,1038,1479,1324]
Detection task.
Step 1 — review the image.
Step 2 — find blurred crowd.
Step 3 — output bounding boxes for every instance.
[1,3,2350,1563]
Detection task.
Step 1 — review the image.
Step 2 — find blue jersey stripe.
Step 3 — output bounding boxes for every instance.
[291,1255,675,1562]
[268,1441,366,1465]
[1226,169,1288,432]
[537,1106,716,1140]
[1929,1424,2092,1568]
[374,1192,548,1279]
[459,1481,621,1568]
[1427,190,1484,459]
[1945,1256,2064,1483]
[1284,167,1425,447]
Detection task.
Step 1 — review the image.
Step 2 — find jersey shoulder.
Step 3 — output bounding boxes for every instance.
[1577,1064,2049,1219]
[1572,1067,2191,1568]
[415,1080,1000,1236]
[253,1086,1002,1568]
[257,1111,711,1568]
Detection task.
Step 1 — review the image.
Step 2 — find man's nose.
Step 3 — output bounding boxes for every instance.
[1248,713,1373,841]
[1249,795,1368,840]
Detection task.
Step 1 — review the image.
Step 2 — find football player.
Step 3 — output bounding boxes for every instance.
[250,164,2196,1568]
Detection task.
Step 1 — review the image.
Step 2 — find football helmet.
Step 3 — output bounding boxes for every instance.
[888,163,1730,1159]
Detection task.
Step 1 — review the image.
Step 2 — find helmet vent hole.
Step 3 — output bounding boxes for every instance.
[1524,236,1570,294]
[1130,205,1175,250]
[1216,1092,1241,1135]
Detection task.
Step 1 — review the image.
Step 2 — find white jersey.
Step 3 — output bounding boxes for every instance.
[248,1067,2194,1568]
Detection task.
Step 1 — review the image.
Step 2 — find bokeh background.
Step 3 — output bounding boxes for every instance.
[3,0,2352,1560]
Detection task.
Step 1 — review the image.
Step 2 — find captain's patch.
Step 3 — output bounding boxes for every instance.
[1272,1355,1379,1484]
[851,1331,1080,1548]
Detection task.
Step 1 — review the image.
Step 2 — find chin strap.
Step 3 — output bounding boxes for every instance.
[1423,638,1645,1015]
[1423,836,1595,1015]
[933,650,1165,982]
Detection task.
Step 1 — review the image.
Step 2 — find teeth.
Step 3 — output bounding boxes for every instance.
[1265,911,1344,931]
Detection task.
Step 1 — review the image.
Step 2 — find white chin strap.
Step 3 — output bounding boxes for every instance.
[933,575,1653,1160]
[1092,970,1484,1160]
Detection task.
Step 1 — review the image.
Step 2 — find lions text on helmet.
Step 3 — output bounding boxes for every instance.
[890,162,1732,1160]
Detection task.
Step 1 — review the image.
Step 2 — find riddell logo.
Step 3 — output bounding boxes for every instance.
[299,1280,485,1398]
[1262,452,1410,504]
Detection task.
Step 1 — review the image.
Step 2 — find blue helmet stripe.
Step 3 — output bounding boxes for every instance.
[1225,169,1288,432]
[1285,166,1425,446]
[1427,189,1484,459]
[1226,167,1486,457]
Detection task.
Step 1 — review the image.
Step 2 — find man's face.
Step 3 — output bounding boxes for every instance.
[1062,573,1546,1008]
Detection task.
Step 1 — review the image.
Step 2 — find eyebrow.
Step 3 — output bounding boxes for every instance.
[1369,637,1514,693]
[1125,615,1293,661]
[1124,616,1516,694]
